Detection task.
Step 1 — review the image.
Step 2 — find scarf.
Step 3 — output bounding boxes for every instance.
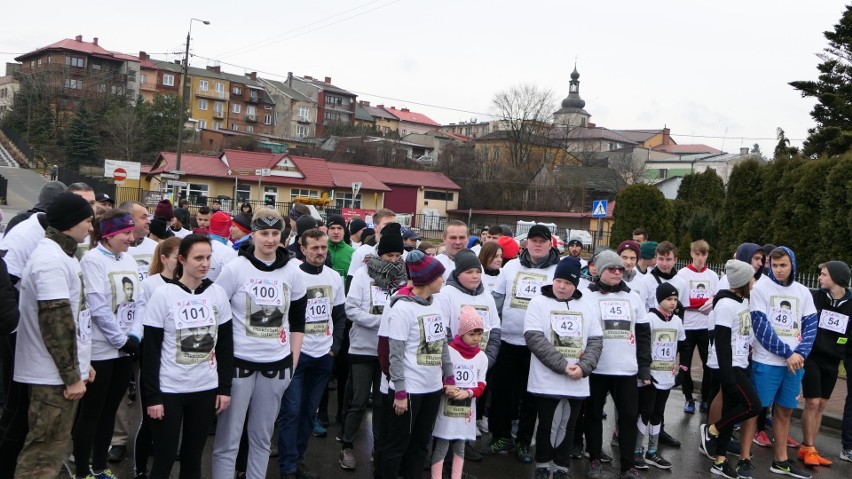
[451,335,481,359]
[366,255,407,291]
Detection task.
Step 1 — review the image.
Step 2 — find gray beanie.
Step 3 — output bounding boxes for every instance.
[35,181,67,210]
[453,249,482,278]
[726,259,753,289]
[824,260,851,288]
[594,250,623,272]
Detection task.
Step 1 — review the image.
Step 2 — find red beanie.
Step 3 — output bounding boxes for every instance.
[498,235,519,260]
[154,199,174,220]
[209,211,232,238]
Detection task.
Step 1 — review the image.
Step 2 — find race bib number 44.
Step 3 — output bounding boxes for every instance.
[510,272,547,309]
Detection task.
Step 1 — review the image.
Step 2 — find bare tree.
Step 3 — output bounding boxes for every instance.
[103,105,146,161]
[491,84,556,174]
[610,148,647,185]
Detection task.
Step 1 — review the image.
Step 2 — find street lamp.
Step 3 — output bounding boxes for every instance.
[174,17,210,201]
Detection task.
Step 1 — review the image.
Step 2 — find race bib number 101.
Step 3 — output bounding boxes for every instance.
[172,299,215,329]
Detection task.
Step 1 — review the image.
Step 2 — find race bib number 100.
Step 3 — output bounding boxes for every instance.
[172,299,215,329]
[246,278,283,307]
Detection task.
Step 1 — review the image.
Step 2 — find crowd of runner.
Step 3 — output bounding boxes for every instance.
[0,181,850,479]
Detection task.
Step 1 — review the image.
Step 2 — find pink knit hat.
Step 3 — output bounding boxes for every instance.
[457,305,484,337]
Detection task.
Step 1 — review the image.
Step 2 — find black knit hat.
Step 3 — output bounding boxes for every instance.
[453,249,481,278]
[327,214,346,229]
[349,218,367,235]
[656,282,679,304]
[296,215,318,236]
[825,261,851,288]
[149,217,173,239]
[554,256,582,286]
[377,223,404,256]
[47,192,93,232]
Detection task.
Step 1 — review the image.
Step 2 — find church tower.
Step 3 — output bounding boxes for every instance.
[553,64,591,127]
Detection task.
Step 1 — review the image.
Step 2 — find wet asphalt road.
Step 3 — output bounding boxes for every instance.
[89,387,850,479]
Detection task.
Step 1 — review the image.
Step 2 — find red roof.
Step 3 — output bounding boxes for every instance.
[326,167,390,192]
[16,37,138,63]
[327,162,460,190]
[148,153,229,177]
[447,209,586,218]
[381,106,441,127]
[653,144,721,154]
[287,156,335,188]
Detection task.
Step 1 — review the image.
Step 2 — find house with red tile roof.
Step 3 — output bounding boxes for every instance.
[380,105,441,135]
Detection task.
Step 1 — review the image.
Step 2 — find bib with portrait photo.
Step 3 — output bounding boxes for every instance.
[599,299,632,339]
[511,272,547,309]
[551,311,584,362]
[768,295,800,337]
[244,278,289,339]
[417,314,445,366]
[305,285,333,335]
[651,328,677,370]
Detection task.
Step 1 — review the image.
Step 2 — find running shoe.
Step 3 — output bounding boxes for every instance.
[587,459,603,479]
[514,443,532,463]
[480,436,514,455]
[753,431,772,447]
[645,451,672,469]
[840,448,852,462]
[799,446,833,466]
[633,453,649,470]
[711,459,739,479]
[684,399,696,414]
[769,459,812,479]
[736,458,755,478]
[786,436,801,448]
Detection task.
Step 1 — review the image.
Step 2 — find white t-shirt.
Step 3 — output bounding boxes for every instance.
[436,254,455,281]
[624,271,651,308]
[297,266,345,358]
[436,284,500,352]
[80,246,142,360]
[208,239,238,282]
[14,238,91,385]
[345,267,392,356]
[494,259,558,346]
[676,266,720,330]
[387,297,448,394]
[143,282,232,394]
[524,293,602,397]
[432,346,488,441]
[127,237,159,283]
[642,271,688,313]
[645,311,686,390]
[713,296,754,370]
[482,270,500,293]
[172,228,191,238]
[214,256,307,363]
[751,278,816,367]
[0,213,46,281]
[346,243,407,277]
[585,287,648,375]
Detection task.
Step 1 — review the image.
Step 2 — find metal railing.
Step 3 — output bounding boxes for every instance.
[196,88,225,99]
[0,125,34,162]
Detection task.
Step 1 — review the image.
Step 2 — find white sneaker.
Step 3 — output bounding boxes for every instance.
[840,448,852,463]
[477,418,489,434]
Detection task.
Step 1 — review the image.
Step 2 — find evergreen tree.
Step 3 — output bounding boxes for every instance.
[719,159,766,255]
[789,5,852,157]
[818,154,852,265]
[610,184,675,247]
[64,107,100,168]
[673,169,725,260]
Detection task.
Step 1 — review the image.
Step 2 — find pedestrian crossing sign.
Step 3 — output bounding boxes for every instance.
[592,200,608,218]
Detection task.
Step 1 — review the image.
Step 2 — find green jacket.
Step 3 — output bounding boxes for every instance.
[328,239,355,281]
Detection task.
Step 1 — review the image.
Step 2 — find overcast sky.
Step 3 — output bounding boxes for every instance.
[2,0,848,154]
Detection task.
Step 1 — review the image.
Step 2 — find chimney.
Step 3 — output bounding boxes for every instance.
[662,127,672,145]
[75,35,83,42]
[206,65,220,73]
[401,108,409,112]
[174,59,181,65]
[740,147,749,155]
[93,37,98,45]
[304,75,313,80]
[359,100,370,107]
[287,71,293,88]
[324,76,331,84]
[587,122,596,128]
[377,104,384,108]
[138,51,149,61]
[247,71,257,81]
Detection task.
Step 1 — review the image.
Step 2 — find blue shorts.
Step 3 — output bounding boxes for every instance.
[751,362,803,409]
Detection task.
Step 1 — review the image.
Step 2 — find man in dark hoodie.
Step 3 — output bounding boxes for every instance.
[484,224,560,463]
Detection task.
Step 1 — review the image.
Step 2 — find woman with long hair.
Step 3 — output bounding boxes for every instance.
[478,242,503,292]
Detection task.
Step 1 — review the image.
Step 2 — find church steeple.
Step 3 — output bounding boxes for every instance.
[554,64,590,127]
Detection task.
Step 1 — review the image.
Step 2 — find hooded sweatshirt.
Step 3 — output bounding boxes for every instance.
[436,274,502,367]
[810,287,852,363]
[492,248,560,346]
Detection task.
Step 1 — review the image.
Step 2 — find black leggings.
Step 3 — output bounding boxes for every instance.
[535,397,583,467]
[680,329,710,402]
[73,356,133,476]
[488,342,536,445]
[638,385,670,426]
[377,390,441,479]
[586,374,638,473]
[149,389,217,479]
[0,332,28,478]
[713,368,761,457]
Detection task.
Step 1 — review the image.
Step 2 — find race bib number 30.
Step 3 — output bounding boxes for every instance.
[819,310,849,335]
[172,299,215,329]
[246,278,283,307]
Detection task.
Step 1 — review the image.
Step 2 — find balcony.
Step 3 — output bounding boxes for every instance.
[297,115,311,124]
[196,88,226,99]
[248,94,260,103]
[213,110,225,119]
[246,114,257,122]
[140,81,157,91]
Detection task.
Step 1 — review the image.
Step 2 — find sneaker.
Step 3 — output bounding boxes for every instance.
[620,467,641,479]
[464,442,483,462]
[107,445,127,463]
[514,443,532,463]
[534,466,552,479]
[600,451,613,463]
[699,401,710,413]
[570,441,584,459]
[92,471,119,479]
[840,448,852,462]
[753,431,772,447]
[586,459,603,479]
[511,419,519,438]
[711,459,739,479]
[799,446,833,466]
[295,463,318,479]
[645,451,672,469]
[699,424,716,459]
[684,399,696,414]
[770,459,811,478]
[339,448,356,470]
[786,436,801,448]
[476,418,489,434]
[727,437,741,457]
[481,436,514,455]
[552,469,570,479]
[659,429,682,448]
[633,454,649,470]
[317,411,330,427]
[312,418,327,437]
[736,458,755,478]
[610,431,619,447]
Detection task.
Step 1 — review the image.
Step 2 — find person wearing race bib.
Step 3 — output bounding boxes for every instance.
[209,208,307,479]
[524,257,603,479]
[346,208,400,281]
[582,250,650,479]
[750,247,817,479]
[675,240,720,415]
[13,193,94,478]
[478,241,503,293]
[278,228,345,479]
[617,240,648,304]
[339,223,408,471]
[435,220,470,281]
[799,261,851,467]
[377,249,456,479]
[634,282,686,471]
[73,209,142,479]
[142,235,234,478]
[120,201,158,284]
[485,224,560,462]
[430,306,488,479]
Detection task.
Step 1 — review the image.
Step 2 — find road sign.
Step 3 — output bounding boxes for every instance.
[255,168,271,176]
[592,200,608,218]
[172,170,186,176]
[113,168,127,182]
[167,180,188,187]
[160,173,180,180]
[352,181,362,198]
[104,159,141,180]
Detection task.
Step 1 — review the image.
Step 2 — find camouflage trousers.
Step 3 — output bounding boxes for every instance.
[15,384,78,478]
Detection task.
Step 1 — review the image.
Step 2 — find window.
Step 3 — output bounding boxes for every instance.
[235,184,251,202]
[92,63,101,70]
[230,123,239,131]
[37,58,42,66]
[246,125,254,133]
[335,192,362,209]
[290,188,319,200]
[658,169,668,179]
[214,101,224,115]
[214,121,223,130]
[215,82,224,93]
[96,83,107,93]
[424,190,453,201]
[232,86,242,95]
[162,74,174,86]
[264,114,272,125]
[64,79,83,89]
[0,88,6,98]
[198,119,207,129]
[298,106,310,120]
[264,186,278,205]
[296,125,309,138]
[232,103,241,114]
[198,99,208,110]
[111,85,124,95]
[180,183,209,204]
[65,56,84,68]
[199,80,209,91]
[140,73,147,85]
[247,105,256,116]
